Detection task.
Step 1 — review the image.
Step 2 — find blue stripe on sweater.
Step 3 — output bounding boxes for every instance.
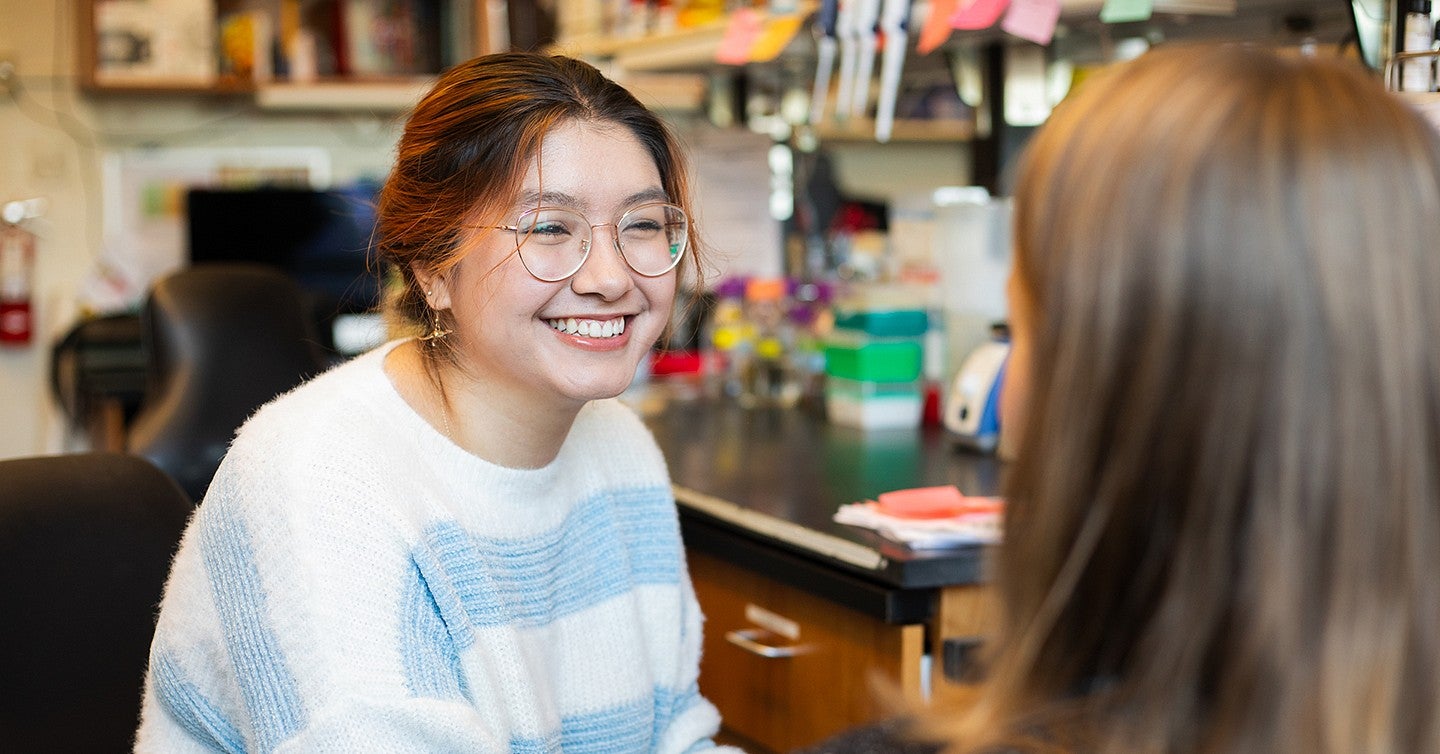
[412,486,680,633]
[199,503,307,750]
[149,650,247,754]
[399,561,470,701]
[512,693,654,753]
[652,681,704,743]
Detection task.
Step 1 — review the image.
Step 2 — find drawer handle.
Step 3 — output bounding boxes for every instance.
[725,628,811,659]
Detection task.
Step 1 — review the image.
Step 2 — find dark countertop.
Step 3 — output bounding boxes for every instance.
[641,391,1005,624]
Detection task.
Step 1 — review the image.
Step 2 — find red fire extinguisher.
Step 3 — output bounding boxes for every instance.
[0,220,36,346]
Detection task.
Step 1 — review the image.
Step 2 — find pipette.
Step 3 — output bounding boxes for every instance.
[874,0,912,141]
[809,0,840,125]
[850,0,882,118]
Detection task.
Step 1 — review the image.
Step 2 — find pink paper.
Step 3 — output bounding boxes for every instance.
[875,486,967,519]
[714,8,763,65]
[1000,0,1061,45]
[949,0,1011,31]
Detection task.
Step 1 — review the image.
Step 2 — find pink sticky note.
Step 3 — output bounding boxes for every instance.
[875,486,968,519]
[714,8,763,65]
[949,0,1011,31]
[1001,0,1061,45]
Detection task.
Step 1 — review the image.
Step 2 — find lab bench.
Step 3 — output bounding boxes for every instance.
[642,394,1003,752]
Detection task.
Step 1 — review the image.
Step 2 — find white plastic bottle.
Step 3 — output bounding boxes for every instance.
[1400,0,1435,93]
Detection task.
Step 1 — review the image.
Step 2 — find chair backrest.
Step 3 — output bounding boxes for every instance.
[0,452,192,753]
[50,312,146,451]
[127,263,330,501]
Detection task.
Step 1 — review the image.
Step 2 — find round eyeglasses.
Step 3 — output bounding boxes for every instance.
[491,202,689,282]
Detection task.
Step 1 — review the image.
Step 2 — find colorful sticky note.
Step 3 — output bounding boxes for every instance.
[1001,0,1061,45]
[714,8,763,65]
[949,0,1011,31]
[918,0,959,54]
[875,486,968,519]
[749,13,806,62]
[1100,0,1154,23]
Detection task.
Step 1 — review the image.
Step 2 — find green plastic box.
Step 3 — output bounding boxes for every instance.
[823,332,924,382]
[831,308,930,338]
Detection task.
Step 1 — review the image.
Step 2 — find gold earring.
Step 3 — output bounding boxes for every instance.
[420,307,452,342]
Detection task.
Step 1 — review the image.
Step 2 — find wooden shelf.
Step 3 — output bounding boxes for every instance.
[78,1,489,111]
[254,78,433,112]
[815,118,975,144]
[548,0,1239,74]
[548,2,816,72]
[554,21,728,62]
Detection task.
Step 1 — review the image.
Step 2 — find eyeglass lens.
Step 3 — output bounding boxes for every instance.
[515,203,687,281]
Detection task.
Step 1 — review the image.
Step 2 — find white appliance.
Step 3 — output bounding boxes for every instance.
[944,338,1010,453]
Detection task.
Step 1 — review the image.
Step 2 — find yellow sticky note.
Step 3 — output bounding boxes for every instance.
[749,13,806,63]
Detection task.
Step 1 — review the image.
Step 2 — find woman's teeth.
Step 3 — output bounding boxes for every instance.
[548,317,626,338]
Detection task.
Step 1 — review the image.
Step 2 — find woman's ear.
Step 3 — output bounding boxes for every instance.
[413,265,453,310]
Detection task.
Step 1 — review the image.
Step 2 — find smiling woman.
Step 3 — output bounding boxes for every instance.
[135,53,739,753]
[396,118,687,465]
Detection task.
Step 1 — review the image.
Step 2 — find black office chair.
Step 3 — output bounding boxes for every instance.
[0,452,192,753]
[127,263,331,502]
[49,312,147,451]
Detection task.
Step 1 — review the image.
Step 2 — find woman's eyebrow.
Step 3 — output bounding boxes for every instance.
[513,188,671,213]
[621,188,670,206]
[515,190,583,209]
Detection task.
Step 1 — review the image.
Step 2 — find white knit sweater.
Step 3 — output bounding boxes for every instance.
[136,341,735,753]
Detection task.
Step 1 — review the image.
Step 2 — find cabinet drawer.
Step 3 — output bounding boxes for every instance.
[688,550,925,752]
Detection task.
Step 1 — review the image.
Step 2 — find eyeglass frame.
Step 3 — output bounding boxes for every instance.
[480,201,690,283]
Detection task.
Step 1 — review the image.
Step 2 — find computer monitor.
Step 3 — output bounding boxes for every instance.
[184,184,385,355]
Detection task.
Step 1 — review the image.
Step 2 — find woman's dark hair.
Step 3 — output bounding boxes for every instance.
[928,44,1440,754]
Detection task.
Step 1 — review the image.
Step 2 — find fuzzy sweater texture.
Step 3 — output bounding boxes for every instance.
[136,341,734,753]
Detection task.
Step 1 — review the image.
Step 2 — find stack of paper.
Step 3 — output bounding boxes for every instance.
[833,485,1003,549]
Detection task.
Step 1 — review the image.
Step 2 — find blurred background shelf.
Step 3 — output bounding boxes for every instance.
[815,118,976,143]
[253,78,432,111]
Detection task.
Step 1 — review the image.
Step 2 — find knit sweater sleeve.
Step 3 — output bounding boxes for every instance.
[137,401,510,753]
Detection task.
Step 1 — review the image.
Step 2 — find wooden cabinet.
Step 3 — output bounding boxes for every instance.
[647,399,1003,752]
[689,549,927,753]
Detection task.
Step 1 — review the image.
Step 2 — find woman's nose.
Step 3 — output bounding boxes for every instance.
[569,225,633,298]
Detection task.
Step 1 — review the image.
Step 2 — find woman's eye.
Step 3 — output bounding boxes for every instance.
[622,219,663,234]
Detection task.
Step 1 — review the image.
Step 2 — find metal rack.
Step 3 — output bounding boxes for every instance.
[1383,48,1440,92]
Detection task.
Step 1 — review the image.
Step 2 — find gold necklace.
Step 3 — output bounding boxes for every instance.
[435,373,454,444]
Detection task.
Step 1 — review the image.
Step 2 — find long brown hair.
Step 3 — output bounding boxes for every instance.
[374,52,705,363]
[931,45,1440,753]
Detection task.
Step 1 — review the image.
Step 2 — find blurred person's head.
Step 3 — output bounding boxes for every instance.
[939,44,1440,753]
